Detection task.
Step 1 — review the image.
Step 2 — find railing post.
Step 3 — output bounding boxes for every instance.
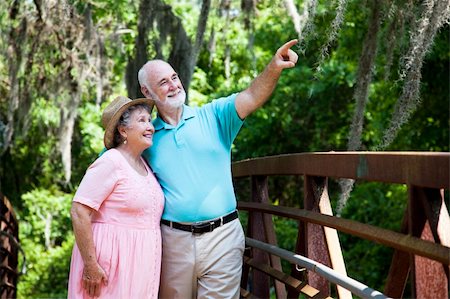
[408,186,449,299]
[246,175,287,298]
[288,203,307,299]
[384,211,410,298]
[303,176,331,295]
[301,176,352,299]
[247,175,270,298]
[1,192,19,299]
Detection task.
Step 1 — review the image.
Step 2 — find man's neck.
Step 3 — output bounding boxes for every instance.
[158,105,183,126]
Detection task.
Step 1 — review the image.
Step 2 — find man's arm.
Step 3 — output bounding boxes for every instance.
[235,39,298,119]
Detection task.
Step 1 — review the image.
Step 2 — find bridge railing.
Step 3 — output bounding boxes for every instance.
[1,192,19,299]
[233,152,450,299]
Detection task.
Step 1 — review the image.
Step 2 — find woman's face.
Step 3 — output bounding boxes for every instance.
[121,108,154,150]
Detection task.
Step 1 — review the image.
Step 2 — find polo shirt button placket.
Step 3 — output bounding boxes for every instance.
[174,125,185,146]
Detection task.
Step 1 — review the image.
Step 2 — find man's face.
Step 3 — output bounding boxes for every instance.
[145,61,186,109]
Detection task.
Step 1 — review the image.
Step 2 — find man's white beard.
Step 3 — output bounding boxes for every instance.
[151,89,186,109]
[165,89,186,108]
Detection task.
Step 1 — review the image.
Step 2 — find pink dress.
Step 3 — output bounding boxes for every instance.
[68,149,164,298]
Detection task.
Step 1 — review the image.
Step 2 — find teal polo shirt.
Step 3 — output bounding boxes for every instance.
[143,93,244,223]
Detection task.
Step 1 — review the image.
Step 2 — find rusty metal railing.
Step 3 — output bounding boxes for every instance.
[233,152,450,299]
[1,193,19,299]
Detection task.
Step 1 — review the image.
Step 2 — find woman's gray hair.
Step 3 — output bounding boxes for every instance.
[112,104,152,148]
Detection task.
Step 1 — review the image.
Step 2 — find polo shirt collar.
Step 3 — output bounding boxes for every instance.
[153,104,196,130]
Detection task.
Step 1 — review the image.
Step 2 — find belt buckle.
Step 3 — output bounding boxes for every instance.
[192,221,215,234]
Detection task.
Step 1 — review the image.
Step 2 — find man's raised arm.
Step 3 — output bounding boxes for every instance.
[235,39,298,119]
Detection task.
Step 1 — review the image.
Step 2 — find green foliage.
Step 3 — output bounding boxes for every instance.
[17,188,73,298]
[18,238,73,299]
[273,216,299,273]
[20,189,72,245]
[339,183,408,292]
[71,102,105,185]
[10,98,63,195]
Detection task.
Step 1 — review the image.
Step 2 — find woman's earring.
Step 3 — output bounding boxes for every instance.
[123,138,127,145]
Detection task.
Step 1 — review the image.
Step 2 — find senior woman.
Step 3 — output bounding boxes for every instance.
[68,96,164,298]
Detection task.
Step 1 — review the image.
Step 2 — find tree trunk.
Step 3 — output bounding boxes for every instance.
[347,0,381,151]
[125,0,158,99]
[338,0,382,214]
[2,1,27,155]
[57,1,99,184]
[127,0,211,102]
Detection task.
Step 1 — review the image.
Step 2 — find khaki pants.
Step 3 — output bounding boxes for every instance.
[159,218,245,299]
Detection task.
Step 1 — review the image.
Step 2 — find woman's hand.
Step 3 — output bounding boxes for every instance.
[82,262,108,297]
[71,202,109,297]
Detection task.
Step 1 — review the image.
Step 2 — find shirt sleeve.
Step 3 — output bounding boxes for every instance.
[73,151,119,211]
[210,93,245,147]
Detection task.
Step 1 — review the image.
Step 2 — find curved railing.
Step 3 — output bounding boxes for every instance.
[233,152,449,299]
[1,192,19,298]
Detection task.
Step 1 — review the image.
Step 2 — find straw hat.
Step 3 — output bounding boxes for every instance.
[102,96,155,149]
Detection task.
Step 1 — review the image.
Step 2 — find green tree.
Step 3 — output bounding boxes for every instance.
[17,188,73,298]
[0,0,447,297]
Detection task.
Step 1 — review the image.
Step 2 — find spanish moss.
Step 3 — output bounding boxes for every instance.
[338,0,382,215]
[316,0,348,72]
[284,0,318,52]
[376,0,450,150]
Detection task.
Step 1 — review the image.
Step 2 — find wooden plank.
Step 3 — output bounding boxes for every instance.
[263,213,287,298]
[384,209,410,298]
[240,288,260,299]
[237,202,450,264]
[288,216,308,298]
[314,178,352,299]
[304,176,331,295]
[418,188,450,247]
[409,186,449,299]
[244,257,334,299]
[249,176,270,299]
[232,152,450,189]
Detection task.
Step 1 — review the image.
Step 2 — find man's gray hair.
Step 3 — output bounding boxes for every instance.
[137,62,150,88]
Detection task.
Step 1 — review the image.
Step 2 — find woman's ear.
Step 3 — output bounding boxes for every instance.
[118,125,127,140]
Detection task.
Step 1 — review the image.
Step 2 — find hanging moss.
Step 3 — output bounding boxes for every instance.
[347,0,382,151]
[377,0,450,150]
[338,0,381,214]
[316,0,348,72]
[284,0,318,52]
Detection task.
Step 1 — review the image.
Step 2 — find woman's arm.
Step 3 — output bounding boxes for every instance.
[71,202,108,297]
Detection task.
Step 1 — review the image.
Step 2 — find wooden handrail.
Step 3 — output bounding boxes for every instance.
[238,202,450,264]
[232,152,449,188]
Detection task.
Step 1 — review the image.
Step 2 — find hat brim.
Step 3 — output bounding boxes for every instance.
[104,98,155,149]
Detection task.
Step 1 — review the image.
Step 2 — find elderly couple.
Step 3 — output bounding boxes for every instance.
[67,40,298,298]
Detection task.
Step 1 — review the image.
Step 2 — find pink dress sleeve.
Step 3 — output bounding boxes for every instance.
[73,151,119,211]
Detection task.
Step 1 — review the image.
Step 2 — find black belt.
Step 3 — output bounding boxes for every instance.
[161,210,238,234]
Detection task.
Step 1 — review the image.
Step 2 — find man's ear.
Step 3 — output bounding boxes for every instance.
[141,85,150,98]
